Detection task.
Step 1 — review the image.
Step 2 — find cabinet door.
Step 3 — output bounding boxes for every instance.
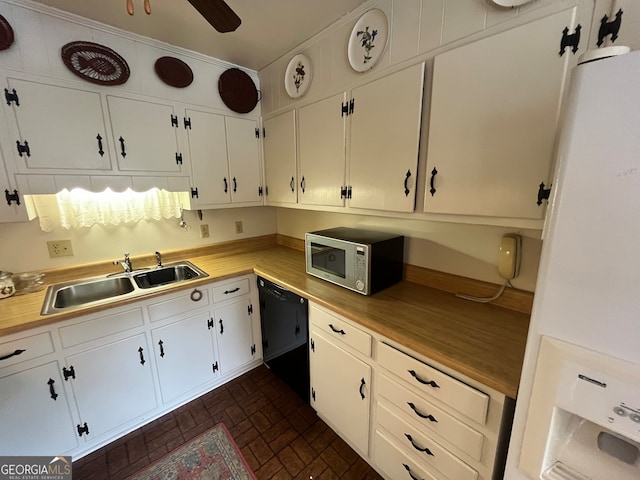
[151,311,218,403]
[0,361,78,455]
[65,334,157,439]
[214,298,256,375]
[310,330,371,455]
[185,109,230,205]
[425,9,574,219]
[298,93,346,207]
[226,116,262,204]
[107,96,181,173]
[5,78,110,171]
[348,63,424,212]
[263,110,297,204]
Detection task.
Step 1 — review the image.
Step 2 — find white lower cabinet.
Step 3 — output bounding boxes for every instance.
[64,333,157,441]
[151,311,218,403]
[309,304,372,456]
[0,273,262,459]
[307,301,513,480]
[0,361,78,455]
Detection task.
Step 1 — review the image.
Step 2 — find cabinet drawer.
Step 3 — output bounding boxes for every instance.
[378,342,489,424]
[374,430,441,480]
[148,287,210,322]
[0,332,54,368]
[377,403,478,480]
[212,278,250,303]
[59,308,144,347]
[378,373,484,461]
[310,305,371,357]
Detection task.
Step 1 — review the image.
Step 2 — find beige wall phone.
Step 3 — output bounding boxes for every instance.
[498,234,521,280]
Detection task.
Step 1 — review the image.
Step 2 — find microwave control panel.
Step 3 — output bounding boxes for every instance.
[355,245,368,292]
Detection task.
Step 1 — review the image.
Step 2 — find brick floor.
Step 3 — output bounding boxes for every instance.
[72,365,383,479]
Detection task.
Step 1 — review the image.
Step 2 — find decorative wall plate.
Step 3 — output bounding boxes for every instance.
[0,14,14,51]
[347,9,389,72]
[61,41,130,86]
[154,56,193,88]
[284,54,312,98]
[218,68,259,113]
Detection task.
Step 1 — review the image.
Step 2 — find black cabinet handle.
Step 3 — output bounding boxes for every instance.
[328,324,346,335]
[289,176,295,192]
[233,177,237,193]
[219,319,224,335]
[96,134,104,157]
[429,167,438,196]
[190,289,203,302]
[224,177,228,193]
[402,464,422,480]
[404,170,412,196]
[300,176,306,193]
[359,378,366,400]
[47,378,58,401]
[407,402,438,422]
[138,346,145,365]
[0,349,25,361]
[404,433,434,455]
[224,287,240,295]
[62,366,75,381]
[158,340,165,358]
[408,370,440,388]
[119,136,127,158]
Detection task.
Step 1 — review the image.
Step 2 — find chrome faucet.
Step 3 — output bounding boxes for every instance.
[113,253,132,273]
[155,251,162,268]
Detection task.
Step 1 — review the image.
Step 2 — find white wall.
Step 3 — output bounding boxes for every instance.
[0,206,277,273]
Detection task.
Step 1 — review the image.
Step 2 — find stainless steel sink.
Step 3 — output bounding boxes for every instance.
[41,261,208,315]
[133,263,204,289]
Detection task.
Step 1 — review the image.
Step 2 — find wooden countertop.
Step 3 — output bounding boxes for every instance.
[0,239,529,399]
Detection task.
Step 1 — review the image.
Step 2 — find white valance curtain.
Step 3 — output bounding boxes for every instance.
[26,188,188,232]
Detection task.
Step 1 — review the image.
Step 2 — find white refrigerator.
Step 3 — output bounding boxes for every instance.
[505,49,640,479]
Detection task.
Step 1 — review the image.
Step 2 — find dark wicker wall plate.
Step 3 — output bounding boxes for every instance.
[154,56,194,88]
[61,41,130,86]
[0,14,14,51]
[218,68,259,113]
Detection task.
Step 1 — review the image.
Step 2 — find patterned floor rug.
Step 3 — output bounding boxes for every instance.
[127,423,256,480]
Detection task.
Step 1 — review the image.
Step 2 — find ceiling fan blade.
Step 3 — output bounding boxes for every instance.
[186,0,241,33]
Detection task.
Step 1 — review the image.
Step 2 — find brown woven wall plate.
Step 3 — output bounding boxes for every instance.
[154,56,193,88]
[218,68,259,114]
[61,41,130,86]
[0,14,14,51]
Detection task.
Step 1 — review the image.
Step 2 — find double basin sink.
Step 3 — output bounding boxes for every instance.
[41,261,208,315]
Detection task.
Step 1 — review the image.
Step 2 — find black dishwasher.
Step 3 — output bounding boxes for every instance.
[257,277,309,403]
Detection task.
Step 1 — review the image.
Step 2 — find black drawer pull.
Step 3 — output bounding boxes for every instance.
[407,402,438,422]
[138,346,145,365]
[402,464,423,480]
[328,324,346,335]
[408,370,440,388]
[219,319,224,335]
[47,378,58,401]
[0,349,25,361]
[359,378,366,400]
[404,433,434,456]
[224,287,240,294]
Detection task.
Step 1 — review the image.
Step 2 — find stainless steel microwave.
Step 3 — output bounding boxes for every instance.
[305,227,404,295]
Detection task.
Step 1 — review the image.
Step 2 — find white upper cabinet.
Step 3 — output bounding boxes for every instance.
[107,96,182,174]
[298,92,347,207]
[225,116,262,204]
[263,109,297,204]
[186,111,262,207]
[424,9,575,219]
[348,63,425,212]
[4,78,111,172]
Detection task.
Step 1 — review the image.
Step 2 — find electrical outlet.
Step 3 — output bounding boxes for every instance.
[47,240,74,258]
[235,221,243,234]
[200,224,210,238]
